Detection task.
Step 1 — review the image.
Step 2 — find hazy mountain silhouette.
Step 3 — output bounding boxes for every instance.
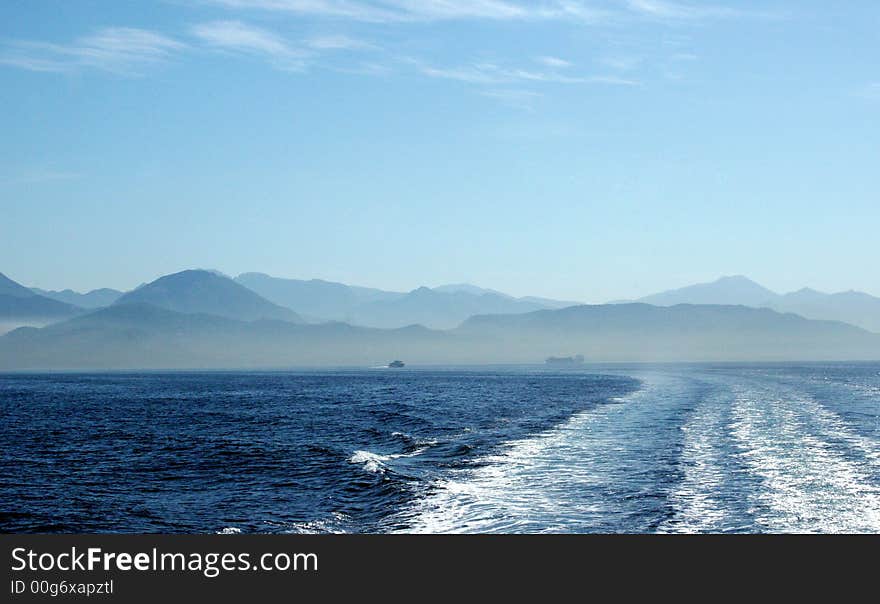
[456,303,880,362]
[766,289,880,333]
[518,295,584,309]
[0,272,38,298]
[31,287,123,308]
[349,286,548,329]
[628,275,880,333]
[2,299,878,370]
[635,275,778,307]
[115,270,302,323]
[236,273,566,328]
[432,283,580,309]
[432,283,511,297]
[4,268,880,369]
[0,272,82,330]
[235,272,402,321]
[0,302,447,369]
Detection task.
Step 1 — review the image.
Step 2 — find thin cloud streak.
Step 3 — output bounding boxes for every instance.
[204,0,401,22]
[206,0,610,23]
[0,28,184,75]
[624,0,781,21]
[305,34,375,50]
[206,0,776,23]
[535,56,573,68]
[192,20,296,56]
[191,20,309,71]
[417,60,638,86]
[191,21,375,71]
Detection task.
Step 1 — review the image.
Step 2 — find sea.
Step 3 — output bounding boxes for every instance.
[1,363,879,534]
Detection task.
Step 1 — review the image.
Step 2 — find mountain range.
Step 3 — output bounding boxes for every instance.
[457,303,880,362]
[634,275,778,307]
[625,275,880,333]
[0,272,82,332]
[2,298,878,370]
[2,268,879,369]
[30,286,123,308]
[234,272,575,328]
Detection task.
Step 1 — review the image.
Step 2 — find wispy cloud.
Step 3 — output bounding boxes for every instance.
[206,0,609,23]
[334,61,393,76]
[0,1,746,94]
[207,0,774,24]
[624,0,777,21]
[205,0,400,22]
[0,28,184,74]
[418,60,637,86]
[419,62,579,85]
[305,34,374,51]
[535,56,572,69]
[191,21,374,71]
[193,20,292,55]
[191,20,309,70]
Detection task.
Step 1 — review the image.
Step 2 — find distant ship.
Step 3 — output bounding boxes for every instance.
[545,355,584,366]
[388,360,405,368]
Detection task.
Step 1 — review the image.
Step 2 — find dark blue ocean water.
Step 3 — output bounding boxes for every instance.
[2,364,879,534]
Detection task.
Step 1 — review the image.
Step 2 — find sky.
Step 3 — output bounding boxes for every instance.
[1,1,878,303]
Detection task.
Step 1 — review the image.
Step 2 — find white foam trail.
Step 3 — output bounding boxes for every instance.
[729,384,880,533]
[395,408,619,533]
[398,369,880,534]
[349,450,391,473]
[279,512,351,534]
[661,391,730,533]
[349,447,428,474]
[396,381,677,534]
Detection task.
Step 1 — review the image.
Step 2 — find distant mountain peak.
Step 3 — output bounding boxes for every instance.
[115,269,302,323]
[781,287,827,301]
[631,277,880,333]
[635,275,779,308]
[159,269,214,282]
[29,286,123,308]
[196,268,230,278]
[432,283,512,298]
[0,272,38,298]
[0,272,82,324]
[717,274,758,284]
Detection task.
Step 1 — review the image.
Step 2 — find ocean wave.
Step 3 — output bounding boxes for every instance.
[391,431,438,448]
[349,450,393,473]
[349,447,430,474]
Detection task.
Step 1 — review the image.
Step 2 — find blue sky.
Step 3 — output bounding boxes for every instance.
[1,1,878,302]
